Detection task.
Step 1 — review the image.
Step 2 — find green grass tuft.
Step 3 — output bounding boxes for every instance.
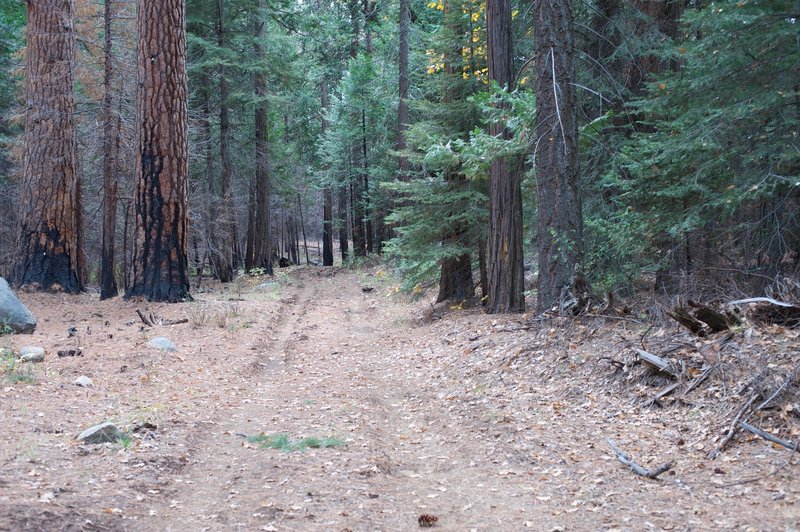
[1,348,36,384]
[247,433,344,452]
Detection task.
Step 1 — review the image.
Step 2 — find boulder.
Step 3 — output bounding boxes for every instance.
[18,346,45,363]
[77,422,124,444]
[0,278,36,334]
[147,337,176,352]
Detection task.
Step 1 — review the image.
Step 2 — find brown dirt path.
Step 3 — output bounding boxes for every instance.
[1,266,799,531]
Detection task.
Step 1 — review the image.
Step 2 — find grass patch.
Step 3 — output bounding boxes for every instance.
[246,432,344,452]
[0,348,36,384]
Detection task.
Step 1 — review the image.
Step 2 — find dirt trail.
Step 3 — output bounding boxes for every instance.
[142,269,544,530]
[2,267,799,531]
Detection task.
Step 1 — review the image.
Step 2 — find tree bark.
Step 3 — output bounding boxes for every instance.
[397,0,410,180]
[338,185,349,262]
[485,0,524,313]
[320,81,334,266]
[126,0,191,302]
[246,0,273,273]
[12,0,83,293]
[100,0,118,300]
[534,0,583,312]
[211,0,235,282]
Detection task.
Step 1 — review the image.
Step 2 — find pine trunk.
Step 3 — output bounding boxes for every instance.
[126,0,190,302]
[397,0,410,180]
[534,0,582,312]
[486,0,525,313]
[100,0,118,300]
[13,0,83,293]
[338,186,349,262]
[212,0,235,282]
[320,82,334,266]
[247,0,273,274]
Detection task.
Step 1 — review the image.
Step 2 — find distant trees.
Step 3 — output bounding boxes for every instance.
[12,0,83,293]
[126,0,190,301]
[1,0,796,309]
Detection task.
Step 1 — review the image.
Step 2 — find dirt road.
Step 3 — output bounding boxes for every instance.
[2,267,799,531]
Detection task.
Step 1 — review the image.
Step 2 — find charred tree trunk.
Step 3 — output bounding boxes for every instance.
[100,0,118,299]
[12,0,83,293]
[126,0,190,302]
[486,0,525,313]
[534,0,582,312]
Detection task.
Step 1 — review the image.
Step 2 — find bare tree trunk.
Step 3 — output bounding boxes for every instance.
[362,111,373,254]
[12,0,83,293]
[397,0,410,180]
[126,0,190,302]
[338,186,349,262]
[486,0,525,313]
[246,0,273,273]
[100,0,119,300]
[211,0,235,282]
[320,82,334,266]
[534,0,582,312]
[297,193,310,265]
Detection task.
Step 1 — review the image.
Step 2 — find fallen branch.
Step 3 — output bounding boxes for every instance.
[740,422,799,451]
[634,349,677,377]
[708,393,760,460]
[607,439,674,479]
[137,309,188,327]
[643,382,681,408]
[729,297,797,308]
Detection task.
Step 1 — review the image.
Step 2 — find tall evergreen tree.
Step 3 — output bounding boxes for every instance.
[12,0,83,293]
[485,0,524,313]
[533,0,582,312]
[127,0,190,302]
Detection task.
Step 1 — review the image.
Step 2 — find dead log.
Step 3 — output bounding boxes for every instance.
[688,300,738,332]
[136,309,188,327]
[607,439,674,479]
[668,308,707,336]
[634,348,677,377]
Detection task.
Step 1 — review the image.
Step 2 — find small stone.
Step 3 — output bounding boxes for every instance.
[77,422,124,444]
[147,337,176,352]
[18,346,45,363]
[73,375,93,387]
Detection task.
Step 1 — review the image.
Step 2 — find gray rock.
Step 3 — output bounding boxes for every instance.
[147,337,176,352]
[18,345,45,363]
[77,422,124,444]
[0,278,36,334]
[73,375,93,387]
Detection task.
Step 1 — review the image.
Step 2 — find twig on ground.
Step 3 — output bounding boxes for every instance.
[607,439,675,479]
[708,393,760,460]
[740,422,799,451]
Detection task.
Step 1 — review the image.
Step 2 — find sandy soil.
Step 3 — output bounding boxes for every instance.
[1,266,799,531]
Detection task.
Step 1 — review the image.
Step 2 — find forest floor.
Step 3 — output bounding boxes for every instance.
[1,265,799,531]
